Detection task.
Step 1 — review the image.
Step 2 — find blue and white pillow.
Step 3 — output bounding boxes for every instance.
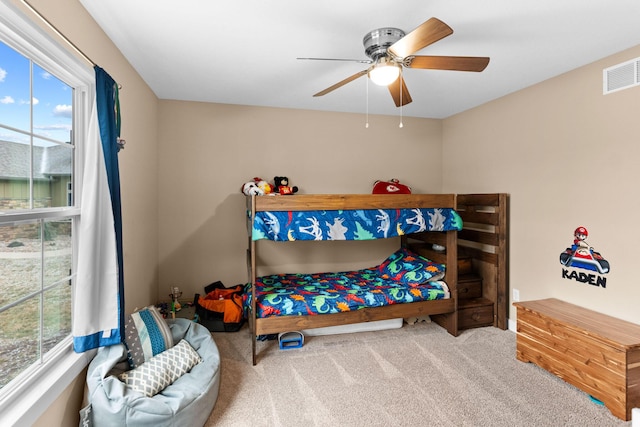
[123,306,174,368]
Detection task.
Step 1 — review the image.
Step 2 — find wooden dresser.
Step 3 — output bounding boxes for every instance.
[514,298,640,421]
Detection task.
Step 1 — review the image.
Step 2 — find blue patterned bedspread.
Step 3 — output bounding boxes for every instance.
[243,269,450,319]
[252,208,462,241]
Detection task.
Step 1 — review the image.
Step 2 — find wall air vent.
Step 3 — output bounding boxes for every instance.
[603,57,640,94]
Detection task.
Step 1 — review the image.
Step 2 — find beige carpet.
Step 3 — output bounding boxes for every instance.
[206,321,630,427]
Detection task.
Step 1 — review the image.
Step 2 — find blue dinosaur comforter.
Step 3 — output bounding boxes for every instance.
[243,268,450,319]
[251,207,462,241]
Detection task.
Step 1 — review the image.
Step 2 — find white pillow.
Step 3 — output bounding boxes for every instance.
[118,339,202,397]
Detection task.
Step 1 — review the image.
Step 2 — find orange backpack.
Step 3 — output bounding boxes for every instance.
[195,282,245,332]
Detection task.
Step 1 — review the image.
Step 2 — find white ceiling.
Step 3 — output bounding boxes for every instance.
[79,0,640,119]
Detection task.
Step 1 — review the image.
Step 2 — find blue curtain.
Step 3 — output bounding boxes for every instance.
[72,66,125,352]
[94,66,125,342]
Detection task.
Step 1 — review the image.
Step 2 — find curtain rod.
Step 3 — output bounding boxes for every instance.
[21,0,122,89]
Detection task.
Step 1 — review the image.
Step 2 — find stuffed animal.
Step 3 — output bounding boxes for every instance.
[273,176,298,195]
[241,177,274,196]
[241,181,263,196]
[372,179,412,194]
[254,177,274,195]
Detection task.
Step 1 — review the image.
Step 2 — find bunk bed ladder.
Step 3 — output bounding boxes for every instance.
[456,193,509,330]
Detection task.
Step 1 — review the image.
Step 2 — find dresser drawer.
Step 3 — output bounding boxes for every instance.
[458,300,494,329]
[457,277,482,299]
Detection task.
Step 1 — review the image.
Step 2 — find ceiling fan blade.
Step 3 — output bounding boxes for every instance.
[406,55,490,72]
[388,75,412,107]
[313,69,370,97]
[298,57,373,64]
[388,17,453,59]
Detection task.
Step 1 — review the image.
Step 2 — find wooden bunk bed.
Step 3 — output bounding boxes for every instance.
[245,193,461,365]
[246,193,509,364]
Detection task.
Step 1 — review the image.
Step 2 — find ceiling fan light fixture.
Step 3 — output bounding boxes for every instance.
[368,58,400,86]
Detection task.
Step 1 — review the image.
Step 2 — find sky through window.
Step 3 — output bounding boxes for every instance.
[0,40,72,147]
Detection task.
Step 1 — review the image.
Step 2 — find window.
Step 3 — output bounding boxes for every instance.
[0,40,76,391]
[0,2,92,415]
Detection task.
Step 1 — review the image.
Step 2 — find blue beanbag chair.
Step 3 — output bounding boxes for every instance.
[81,318,220,427]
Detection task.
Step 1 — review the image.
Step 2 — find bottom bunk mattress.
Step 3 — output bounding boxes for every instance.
[244,248,450,319]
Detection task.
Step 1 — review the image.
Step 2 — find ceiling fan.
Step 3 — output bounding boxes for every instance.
[299,17,490,107]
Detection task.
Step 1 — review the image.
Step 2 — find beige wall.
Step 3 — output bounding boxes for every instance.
[31,370,87,427]
[157,101,443,297]
[7,0,160,425]
[443,44,640,325]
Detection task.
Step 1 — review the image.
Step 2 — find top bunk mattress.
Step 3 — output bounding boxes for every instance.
[251,207,462,241]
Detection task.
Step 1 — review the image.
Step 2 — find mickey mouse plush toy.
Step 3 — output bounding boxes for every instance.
[274,176,298,195]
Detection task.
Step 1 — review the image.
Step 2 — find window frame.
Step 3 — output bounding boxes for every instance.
[0,2,95,425]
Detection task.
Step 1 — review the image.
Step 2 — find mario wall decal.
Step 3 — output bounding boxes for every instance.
[559,226,610,288]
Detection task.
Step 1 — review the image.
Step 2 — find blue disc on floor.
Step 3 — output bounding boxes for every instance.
[588,395,604,405]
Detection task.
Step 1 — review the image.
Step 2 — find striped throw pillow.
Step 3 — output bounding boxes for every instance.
[124,306,174,368]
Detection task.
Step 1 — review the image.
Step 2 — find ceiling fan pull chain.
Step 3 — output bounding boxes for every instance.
[365,77,370,128]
